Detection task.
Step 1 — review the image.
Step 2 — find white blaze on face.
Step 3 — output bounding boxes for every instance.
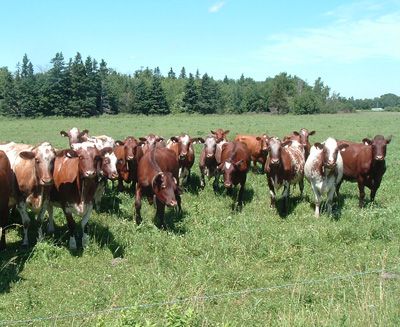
[181,134,190,146]
[69,127,80,143]
[324,137,338,163]
[105,152,118,175]
[72,142,96,152]
[225,162,232,169]
[205,137,217,154]
[37,142,55,166]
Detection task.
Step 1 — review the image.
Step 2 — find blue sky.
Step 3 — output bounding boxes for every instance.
[1,0,399,99]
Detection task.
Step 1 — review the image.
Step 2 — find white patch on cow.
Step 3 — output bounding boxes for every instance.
[181,134,190,145]
[69,127,80,140]
[324,137,338,163]
[72,141,96,151]
[105,152,118,175]
[225,162,232,169]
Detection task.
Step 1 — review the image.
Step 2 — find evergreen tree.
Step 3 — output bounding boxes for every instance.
[195,69,200,80]
[47,52,69,116]
[148,75,169,115]
[2,70,19,116]
[68,52,87,116]
[179,67,186,79]
[198,73,219,114]
[18,54,37,116]
[133,78,151,114]
[167,67,176,79]
[182,73,199,113]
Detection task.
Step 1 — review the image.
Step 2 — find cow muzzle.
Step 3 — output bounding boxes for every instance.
[84,170,96,178]
[270,158,280,165]
[206,153,214,158]
[167,199,178,207]
[326,161,336,169]
[224,182,233,188]
[40,178,53,186]
[375,155,384,161]
[127,156,134,161]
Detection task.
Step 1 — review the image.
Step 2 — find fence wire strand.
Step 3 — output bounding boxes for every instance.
[1,267,398,326]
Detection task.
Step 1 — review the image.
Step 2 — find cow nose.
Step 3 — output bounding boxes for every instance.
[179,154,187,160]
[271,159,279,165]
[375,155,384,161]
[207,153,213,158]
[40,178,53,185]
[169,200,177,207]
[127,156,134,160]
[224,182,232,188]
[326,161,336,168]
[111,172,119,179]
[84,170,96,177]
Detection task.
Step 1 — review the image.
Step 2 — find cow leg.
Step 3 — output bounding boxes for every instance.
[16,202,30,247]
[155,198,166,229]
[134,185,143,225]
[336,180,342,198]
[181,167,189,185]
[357,177,366,208]
[81,203,93,248]
[310,184,321,218]
[176,193,182,214]
[213,172,220,192]
[117,177,124,192]
[200,168,206,189]
[47,204,55,234]
[267,177,276,209]
[64,209,77,250]
[237,181,246,210]
[327,187,336,216]
[282,182,290,214]
[0,206,8,250]
[299,178,304,198]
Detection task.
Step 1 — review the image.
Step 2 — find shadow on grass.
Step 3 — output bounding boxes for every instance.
[181,173,201,195]
[274,194,305,218]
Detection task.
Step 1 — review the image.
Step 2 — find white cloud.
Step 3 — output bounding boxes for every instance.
[209,1,225,13]
[258,5,400,65]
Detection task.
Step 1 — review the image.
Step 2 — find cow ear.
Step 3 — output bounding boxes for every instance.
[386,135,392,144]
[338,143,349,151]
[115,140,124,146]
[282,140,292,147]
[66,150,78,158]
[139,137,147,142]
[156,137,164,142]
[224,130,230,135]
[362,138,372,145]
[170,136,179,143]
[173,177,178,185]
[314,142,323,150]
[234,159,243,168]
[211,130,215,135]
[19,151,35,160]
[309,130,316,135]
[100,147,113,156]
[193,137,205,144]
[256,136,262,141]
[293,131,300,136]
[60,130,68,137]
[152,172,163,189]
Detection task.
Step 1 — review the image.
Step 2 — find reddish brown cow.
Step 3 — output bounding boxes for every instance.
[135,147,181,228]
[337,135,391,207]
[218,141,251,209]
[284,128,315,159]
[234,134,269,170]
[0,151,12,250]
[264,137,305,214]
[198,136,219,190]
[139,134,165,155]
[167,134,202,185]
[114,137,143,191]
[48,142,110,250]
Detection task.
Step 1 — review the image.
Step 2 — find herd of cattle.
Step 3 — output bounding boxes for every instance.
[0,127,392,251]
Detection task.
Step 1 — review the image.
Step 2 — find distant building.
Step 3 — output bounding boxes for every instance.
[371,107,384,112]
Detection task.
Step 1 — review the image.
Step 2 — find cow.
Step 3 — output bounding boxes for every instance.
[305,137,348,217]
[337,135,391,207]
[0,142,56,246]
[60,127,88,147]
[135,147,181,228]
[167,134,202,185]
[234,134,269,170]
[211,129,229,166]
[47,142,111,250]
[139,134,165,155]
[198,136,219,190]
[0,151,12,250]
[284,128,316,160]
[114,136,143,191]
[264,137,305,214]
[218,141,251,210]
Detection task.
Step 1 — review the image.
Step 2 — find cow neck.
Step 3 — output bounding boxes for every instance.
[150,147,162,174]
[227,142,237,163]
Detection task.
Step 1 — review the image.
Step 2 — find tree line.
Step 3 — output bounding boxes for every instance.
[0,53,399,117]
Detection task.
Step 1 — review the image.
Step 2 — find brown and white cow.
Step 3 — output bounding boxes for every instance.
[234,134,269,170]
[114,136,143,191]
[284,128,316,160]
[47,142,110,249]
[0,150,12,250]
[135,147,181,228]
[0,142,56,246]
[60,127,89,147]
[218,141,251,209]
[337,135,391,207]
[211,129,229,165]
[305,137,348,217]
[264,137,305,214]
[198,136,219,190]
[167,134,202,185]
[139,134,166,155]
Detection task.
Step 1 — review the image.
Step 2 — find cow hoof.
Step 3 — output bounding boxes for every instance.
[69,237,77,250]
[82,233,90,248]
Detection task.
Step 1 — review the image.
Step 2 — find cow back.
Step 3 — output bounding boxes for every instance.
[338,141,372,180]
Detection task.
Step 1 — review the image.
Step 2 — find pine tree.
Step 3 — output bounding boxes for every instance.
[46,52,69,116]
[68,52,87,116]
[182,73,199,113]
[167,67,176,79]
[2,70,19,116]
[148,75,169,115]
[198,73,219,114]
[179,67,187,79]
[133,78,151,114]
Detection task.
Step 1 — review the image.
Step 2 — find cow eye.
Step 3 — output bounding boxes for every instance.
[161,184,166,189]
[79,155,83,160]
[117,159,123,164]
[35,159,40,163]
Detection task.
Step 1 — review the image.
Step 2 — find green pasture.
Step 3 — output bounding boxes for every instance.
[0,112,399,326]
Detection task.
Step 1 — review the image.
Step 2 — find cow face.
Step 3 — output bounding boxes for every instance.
[363,135,392,161]
[219,160,243,188]
[170,134,193,161]
[71,142,100,179]
[152,172,179,207]
[60,127,89,147]
[315,138,348,170]
[99,147,119,180]
[256,134,269,156]
[267,138,283,166]
[299,128,315,146]
[203,136,217,159]
[140,134,164,147]
[118,137,140,161]
[211,129,229,143]
[19,142,56,185]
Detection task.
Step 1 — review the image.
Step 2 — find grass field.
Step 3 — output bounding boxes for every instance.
[0,112,399,326]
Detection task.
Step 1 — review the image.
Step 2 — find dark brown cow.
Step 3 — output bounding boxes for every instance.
[284,128,315,159]
[337,135,391,207]
[60,127,88,147]
[48,142,110,249]
[198,136,219,190]
[0,151,12,250]
[114,137,143,191]
[234,134,269,170]
[218,141,251,209]
[135,147,181,228]
[264,137,305,214]
[139,134,165,155]
[0,142,56,246]
[167,134,201,185]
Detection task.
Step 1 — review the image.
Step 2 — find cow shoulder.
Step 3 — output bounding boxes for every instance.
[54,156,80,190]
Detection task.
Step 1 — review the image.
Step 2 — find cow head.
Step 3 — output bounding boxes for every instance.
[19,142,56,186]
[299,128,315,146]
[256,134,269,156]
[60,127,89,147]
[116,136,142,161]
[218,160,243,189]
[203,136,217,159]
[139,134,164,146]
[151,172,180,207]
[211,129,229,143]
[362,135,392,161]
[170,134,198,161]
[315,138,348,170]
[267,137,291,166]
[71,142,101,179]
[99,147,119,180]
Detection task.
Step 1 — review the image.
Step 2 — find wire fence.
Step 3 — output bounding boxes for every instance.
[1,267,398,326]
